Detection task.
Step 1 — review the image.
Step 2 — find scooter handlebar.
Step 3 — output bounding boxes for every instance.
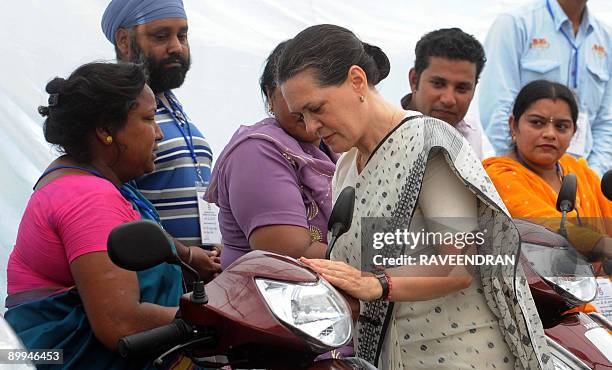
[118,319,193,358]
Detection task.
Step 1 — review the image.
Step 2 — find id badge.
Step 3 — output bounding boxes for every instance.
[195,181,222,246]
[566,110,590,158]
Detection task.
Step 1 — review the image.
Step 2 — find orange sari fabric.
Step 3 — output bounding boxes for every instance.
[483,155,612,257]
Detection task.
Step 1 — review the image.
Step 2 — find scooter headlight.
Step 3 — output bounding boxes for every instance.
[544,275,598,303]
[255,277,353,351]
[522,242,597,303]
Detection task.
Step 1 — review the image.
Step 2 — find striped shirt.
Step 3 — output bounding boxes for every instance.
[133,91,213,246]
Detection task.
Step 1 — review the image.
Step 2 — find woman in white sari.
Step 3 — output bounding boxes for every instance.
[277,24,551,370]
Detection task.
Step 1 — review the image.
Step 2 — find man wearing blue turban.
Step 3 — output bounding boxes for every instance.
[102,0,216,249]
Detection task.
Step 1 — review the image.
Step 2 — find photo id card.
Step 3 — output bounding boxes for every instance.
[566,110,590,158]
[195,182,221,246]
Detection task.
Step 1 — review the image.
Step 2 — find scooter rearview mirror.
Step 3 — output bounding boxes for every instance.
[325,186,355,259]
[108,220,180,271]
[601,170,612,201]
[556,173,577,213]
[555,173,577,239]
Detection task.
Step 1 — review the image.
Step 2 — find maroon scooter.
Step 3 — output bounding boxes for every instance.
[516,173,612,369]
[106,188,373,369]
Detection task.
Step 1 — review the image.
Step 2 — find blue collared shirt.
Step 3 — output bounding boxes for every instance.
[479,0,612,175]
[133,91,213,246]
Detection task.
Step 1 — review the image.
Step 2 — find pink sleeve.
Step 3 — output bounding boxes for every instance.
[54,183,141,263]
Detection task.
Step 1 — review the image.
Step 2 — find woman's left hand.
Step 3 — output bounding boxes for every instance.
[190,247,222,282]
[300,257,382,301]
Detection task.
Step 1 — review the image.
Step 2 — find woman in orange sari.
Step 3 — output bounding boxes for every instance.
[483,80,611,280]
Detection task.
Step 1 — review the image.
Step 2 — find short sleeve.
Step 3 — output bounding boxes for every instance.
[55,184,141,263]
[223,139,308,238]
[418,153,479,233]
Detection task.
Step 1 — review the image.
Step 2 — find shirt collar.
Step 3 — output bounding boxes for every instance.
[456,118,474,131]
[400,92,474,130]
[547,0,593,34]
[400,93,415,111]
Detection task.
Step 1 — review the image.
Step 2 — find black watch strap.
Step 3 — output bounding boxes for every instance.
[374,272,390,300]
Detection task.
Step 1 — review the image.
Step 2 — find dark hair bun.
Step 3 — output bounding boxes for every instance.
[45,77,67,94]
[277,24,389,87]
[363,42,390,84]
[38,106,50,117]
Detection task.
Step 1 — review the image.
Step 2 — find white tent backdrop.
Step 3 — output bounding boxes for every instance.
[1,0,611,309]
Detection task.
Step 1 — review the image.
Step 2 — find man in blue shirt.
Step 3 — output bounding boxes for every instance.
[479,0,612,175]
[102,0,214,246]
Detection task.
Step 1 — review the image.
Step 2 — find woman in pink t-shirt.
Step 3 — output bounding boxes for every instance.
[5,62,219,369]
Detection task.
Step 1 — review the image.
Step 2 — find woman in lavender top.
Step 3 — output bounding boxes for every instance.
[205,41,338,269]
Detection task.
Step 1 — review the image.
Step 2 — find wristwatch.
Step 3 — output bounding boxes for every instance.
[374,271,390,301]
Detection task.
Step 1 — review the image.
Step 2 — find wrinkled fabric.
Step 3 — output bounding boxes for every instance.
[205,118,337,268]
[4,181,182,369]
[101,0,186,44]
[483,155,612,257]
[331,115,552,369]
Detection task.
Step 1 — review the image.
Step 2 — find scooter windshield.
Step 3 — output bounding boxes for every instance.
[522,242,597,303]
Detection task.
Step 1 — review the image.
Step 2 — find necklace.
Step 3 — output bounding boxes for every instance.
[515,150,564,188]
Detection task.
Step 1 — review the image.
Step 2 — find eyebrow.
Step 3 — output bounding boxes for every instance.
[526,114,572,122]
[430,76,447,82]
[297,102,318,113]
[430,75,474,87]
[147,26,188,34]
[456,81,474,88]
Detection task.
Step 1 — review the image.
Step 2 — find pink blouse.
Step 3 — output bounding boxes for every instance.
[7,175,140,294]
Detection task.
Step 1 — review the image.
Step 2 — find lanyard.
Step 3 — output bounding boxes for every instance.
[119,186,162,224]
[546,0,579,89]
[161,92,205,183]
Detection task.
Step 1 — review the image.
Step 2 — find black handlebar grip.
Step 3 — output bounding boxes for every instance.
[117,319,192,358]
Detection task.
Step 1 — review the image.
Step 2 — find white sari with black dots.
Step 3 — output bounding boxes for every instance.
[331,114,552,370]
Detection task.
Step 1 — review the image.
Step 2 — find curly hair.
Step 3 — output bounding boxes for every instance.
[414,28,486,83]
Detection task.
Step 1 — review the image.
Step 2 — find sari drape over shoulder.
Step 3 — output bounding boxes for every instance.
[483,155,612,257]
[331,115,552,369]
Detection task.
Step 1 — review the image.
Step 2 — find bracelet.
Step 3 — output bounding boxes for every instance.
[374,271,391,301]
[186,247,193,265]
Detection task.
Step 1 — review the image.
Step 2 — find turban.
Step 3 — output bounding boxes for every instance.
[101,0,187,44]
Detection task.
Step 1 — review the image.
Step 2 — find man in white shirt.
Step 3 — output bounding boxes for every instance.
[401,28,487,159]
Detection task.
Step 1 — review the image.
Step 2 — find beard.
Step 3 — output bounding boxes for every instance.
[129,38,191,94]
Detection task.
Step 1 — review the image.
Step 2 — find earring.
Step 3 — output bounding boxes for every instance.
[106,136,113,144]
[359,96,365,103]
[268,104,275,117]
[511,135,516,143]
